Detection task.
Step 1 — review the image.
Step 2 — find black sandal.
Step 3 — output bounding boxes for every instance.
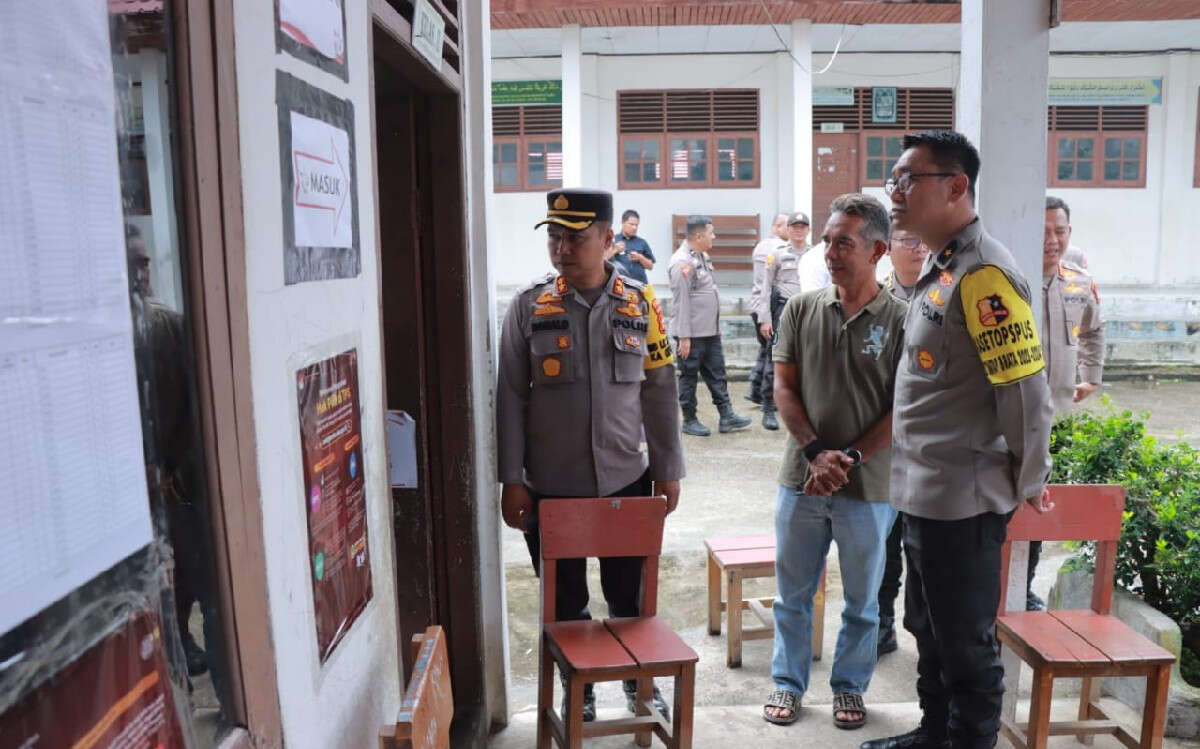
[762,689,801,725]
[832,691,866,729]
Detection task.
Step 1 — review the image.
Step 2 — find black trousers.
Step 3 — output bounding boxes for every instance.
[757,291,786,411]
[877,511,904,620]
[903,511,1011,749]
[1027,540,1042,591]
[522,472,651,622]
[676,334,731,416]
[748,313,767,398]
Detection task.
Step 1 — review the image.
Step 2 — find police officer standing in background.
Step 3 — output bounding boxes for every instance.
[669,215,752,436]
[497,188,683,722]
[748,213,789,407]
[861,131,1053,749]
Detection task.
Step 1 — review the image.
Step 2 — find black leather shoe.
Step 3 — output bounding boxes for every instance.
[682,417,711,437]
[623,680,670,721]
[762,409,779,431]
[717,408,751,433]
[876,616,898,657]
[744,391,763,405]
[859,727,950,749]
[1026,591,1047,611]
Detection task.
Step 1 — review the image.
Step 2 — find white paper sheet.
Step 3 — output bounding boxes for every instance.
[0,0,153,637]
[386,410,419,489]
[280,0,346,62]
[290,110,354,249]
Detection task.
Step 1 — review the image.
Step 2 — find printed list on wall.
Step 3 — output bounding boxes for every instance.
[0,0,153,638]
[296,349,372,661]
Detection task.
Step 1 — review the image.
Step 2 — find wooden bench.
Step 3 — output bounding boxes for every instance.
[380,626,453,749]
[538,496,697,748]
[704,535,825,668]
[996,485,1175,749]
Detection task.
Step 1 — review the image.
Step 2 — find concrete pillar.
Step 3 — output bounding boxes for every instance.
[790,20,814,220]
[957,0,1051,292]
[775,51,795,214]
[1155,52,1191,286]
[560,24,583,187]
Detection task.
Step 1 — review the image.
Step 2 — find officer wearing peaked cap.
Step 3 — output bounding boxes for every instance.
[497,188,684,723]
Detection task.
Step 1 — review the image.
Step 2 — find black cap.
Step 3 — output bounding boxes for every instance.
[787,211,810,226]
[534,188,613,230]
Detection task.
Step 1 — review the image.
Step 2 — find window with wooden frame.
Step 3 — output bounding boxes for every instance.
[491,104,562,192]
[1047,105,1148,188]
[813,87,955,185]
[618,89,759,189]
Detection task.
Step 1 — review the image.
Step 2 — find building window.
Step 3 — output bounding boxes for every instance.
[618,89,759,189]
[863,133,905,182]
[491,104,562,192]
[1047,105,1147,188]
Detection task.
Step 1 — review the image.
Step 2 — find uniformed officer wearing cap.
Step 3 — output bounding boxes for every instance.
[747,213,790,407]
[668,215,752,436]
[860,132,1053,749]
[497,188,684,722]
[1019,196,1105,612]
[751,211,818,430]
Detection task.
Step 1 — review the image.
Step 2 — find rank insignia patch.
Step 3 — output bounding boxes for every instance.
[555,276,568,294]
[926,288,947,307]
[536,290,563,304]
[534,303,566,317]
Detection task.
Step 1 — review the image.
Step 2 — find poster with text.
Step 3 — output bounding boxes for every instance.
[277,71,360,284]
[276,0,348,80]
[296,349,372,661]
[0,611,185,748]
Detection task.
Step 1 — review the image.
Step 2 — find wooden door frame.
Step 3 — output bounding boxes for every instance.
[370,2,489,742]
[173,1,283,747]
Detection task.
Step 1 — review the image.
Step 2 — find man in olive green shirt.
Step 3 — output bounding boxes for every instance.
[762,194,905,729]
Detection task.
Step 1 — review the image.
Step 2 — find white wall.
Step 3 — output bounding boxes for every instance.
[232,3,401,748]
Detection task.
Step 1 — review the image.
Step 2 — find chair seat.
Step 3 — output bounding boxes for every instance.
[607,616,699,667]
[704,534,774,553]
[712,546,776,569]
[546,619,636,673]
[998,610,1174,669]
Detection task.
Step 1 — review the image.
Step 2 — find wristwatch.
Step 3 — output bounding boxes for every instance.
[842,448,863,467]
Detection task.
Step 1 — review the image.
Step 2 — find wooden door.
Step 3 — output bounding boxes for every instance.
[812,133,859,234]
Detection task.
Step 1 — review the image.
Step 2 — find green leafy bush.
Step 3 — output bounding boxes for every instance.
[1049,398,1200,684]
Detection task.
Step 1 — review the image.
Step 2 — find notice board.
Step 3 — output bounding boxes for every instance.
[296,348,372,661]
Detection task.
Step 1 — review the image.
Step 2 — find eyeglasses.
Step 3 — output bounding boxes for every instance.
[884,172,958,196]
[891,236,924,250]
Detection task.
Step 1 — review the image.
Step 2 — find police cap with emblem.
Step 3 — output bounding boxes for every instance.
[534,188,613,230]
[787,211,810,226]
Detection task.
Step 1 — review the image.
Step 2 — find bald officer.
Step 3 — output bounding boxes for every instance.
[497,188,684,722]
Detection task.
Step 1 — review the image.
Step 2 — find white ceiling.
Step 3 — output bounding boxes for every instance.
[490,20,1200,58]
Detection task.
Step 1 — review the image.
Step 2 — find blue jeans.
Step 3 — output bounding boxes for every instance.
[771,485,896,697]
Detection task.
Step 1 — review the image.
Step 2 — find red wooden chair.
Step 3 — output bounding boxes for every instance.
[380,626,453,749]
[537,496,698,748]
[996,484,1175,749]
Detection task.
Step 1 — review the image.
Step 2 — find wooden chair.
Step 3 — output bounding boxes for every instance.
[537,496,698,749]
[704,534,826,667]
[380,626,454,749]
[996,484,1175,749]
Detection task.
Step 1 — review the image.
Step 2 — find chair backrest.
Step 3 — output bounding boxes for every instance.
[998,484,1125,616]
[538,496,667,622]
[382,626,453,749]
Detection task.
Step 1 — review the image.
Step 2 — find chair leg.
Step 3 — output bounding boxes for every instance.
[727,570,743,667]
[635,676,652,748]
[1078,675,1100,746]
[565,677,584,749]
[537,639,554,749]
[1026,668,1053,749]
[812,568,826,661]
[707,552,721,635]
[673,662,695,749]
[1140,664,1171,749]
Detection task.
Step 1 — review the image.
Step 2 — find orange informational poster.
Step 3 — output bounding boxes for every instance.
[296,349,372,662]
[0,611,185,748]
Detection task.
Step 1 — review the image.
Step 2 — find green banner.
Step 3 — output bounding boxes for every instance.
[491,79,562,106]
[1048,78,1162,106]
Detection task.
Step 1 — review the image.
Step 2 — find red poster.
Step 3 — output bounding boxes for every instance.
[297,349,372,661]
[0,611,185,748]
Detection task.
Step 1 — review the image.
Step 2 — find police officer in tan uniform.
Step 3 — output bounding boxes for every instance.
[861,132,1053,749]
[747,213,789,406]
[497,188,683,723]
[751,212,812,431]
[1021,196,1106,610]
[669,215,751,436]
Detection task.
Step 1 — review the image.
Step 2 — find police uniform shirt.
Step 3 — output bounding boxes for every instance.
[751,243,806,321]
[749,235,788,319]
[884,271,916,302]
[890,218,1053,521]
[668,243,720,338]
[1041,262,1105,417]
[496,266,684,497]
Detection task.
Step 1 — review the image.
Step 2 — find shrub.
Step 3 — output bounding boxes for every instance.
[1049,399,1200,678]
